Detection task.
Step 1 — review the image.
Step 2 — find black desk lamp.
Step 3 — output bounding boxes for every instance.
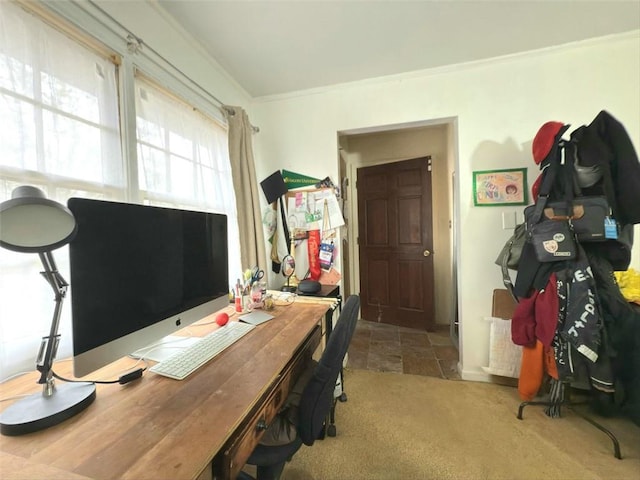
[0,186,96,436]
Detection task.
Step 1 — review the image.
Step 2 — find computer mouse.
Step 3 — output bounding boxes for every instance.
[215,312,229,326]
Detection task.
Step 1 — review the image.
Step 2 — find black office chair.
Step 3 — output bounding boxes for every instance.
[237,294,360,480]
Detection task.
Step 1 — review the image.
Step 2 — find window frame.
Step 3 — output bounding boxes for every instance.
[32,0,229,203]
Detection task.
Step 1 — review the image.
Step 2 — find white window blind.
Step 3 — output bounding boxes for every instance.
[0,2,240,380]
[0,2,124,380]
[134,76,241,283]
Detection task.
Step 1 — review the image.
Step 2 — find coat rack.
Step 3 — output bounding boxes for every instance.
[517,386,622,459]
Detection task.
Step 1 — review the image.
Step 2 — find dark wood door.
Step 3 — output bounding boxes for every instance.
[357,157,435,330]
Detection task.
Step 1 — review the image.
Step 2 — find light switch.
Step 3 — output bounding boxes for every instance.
[502,211,516,229]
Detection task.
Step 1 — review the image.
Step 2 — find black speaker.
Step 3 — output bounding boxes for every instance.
[298,279,321,294]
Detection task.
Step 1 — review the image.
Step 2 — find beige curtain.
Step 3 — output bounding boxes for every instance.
[225,106,267,272]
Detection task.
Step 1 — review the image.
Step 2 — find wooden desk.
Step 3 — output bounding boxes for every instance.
[298,284,341,335]
[0,302,330,480]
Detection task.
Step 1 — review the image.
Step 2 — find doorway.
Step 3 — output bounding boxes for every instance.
[339,122,456,335]
[356,157,435,330]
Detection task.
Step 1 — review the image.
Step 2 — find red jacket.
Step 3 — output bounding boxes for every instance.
[512,273,558,347]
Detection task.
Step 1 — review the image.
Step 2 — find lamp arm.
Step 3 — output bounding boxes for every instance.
[36,251,68,387]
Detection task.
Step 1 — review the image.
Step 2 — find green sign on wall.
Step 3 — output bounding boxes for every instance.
[282,169,321,190]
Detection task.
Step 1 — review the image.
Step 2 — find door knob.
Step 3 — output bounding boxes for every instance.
[423,250,431,257]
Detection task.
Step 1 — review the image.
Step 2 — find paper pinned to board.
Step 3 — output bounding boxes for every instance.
[316,194,344,229]
[286,189,344,230]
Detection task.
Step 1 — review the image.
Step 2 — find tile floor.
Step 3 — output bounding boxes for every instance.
[347,319,461,380]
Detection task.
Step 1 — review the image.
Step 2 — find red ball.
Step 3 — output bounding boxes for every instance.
[215,312,229,326]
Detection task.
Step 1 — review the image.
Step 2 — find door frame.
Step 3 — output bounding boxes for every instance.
[338,118,459,335]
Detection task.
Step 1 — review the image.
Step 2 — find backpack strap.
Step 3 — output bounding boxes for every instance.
[528,150,559,226]
[528,142,576,226]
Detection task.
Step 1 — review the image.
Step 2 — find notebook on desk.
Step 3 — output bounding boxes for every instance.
[238,310,274,326]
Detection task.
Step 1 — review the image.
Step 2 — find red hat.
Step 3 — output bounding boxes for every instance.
[532,121,570,165]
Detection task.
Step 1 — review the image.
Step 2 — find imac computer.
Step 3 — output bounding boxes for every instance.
[67,198,229,377]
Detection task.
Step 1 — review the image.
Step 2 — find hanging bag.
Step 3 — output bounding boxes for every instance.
[524,146,577,262]
[526,215,576,262]
[543,196,612,242]
[495,222,526,300]
[495,222,526,271]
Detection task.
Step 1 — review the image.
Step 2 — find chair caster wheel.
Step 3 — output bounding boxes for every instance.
[339,393,348,402]
[327,424,336,437]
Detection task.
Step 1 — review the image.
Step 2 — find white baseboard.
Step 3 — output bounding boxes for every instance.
[460,367,491,382]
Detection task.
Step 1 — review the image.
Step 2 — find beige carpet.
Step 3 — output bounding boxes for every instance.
[282,369,640,480]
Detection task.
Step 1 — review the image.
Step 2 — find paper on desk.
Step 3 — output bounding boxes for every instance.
[239,310,274,326]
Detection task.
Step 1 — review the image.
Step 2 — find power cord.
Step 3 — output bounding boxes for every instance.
[52,366,146,385]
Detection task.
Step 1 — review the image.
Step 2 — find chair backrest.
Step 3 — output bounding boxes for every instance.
[297,294,360,446]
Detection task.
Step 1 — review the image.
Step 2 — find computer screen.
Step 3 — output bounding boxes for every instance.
[67,198,229,377]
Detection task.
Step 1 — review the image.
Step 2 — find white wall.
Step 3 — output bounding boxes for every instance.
[250,33,640,381]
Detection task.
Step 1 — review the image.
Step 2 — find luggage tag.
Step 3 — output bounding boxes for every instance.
[604,216,618,239]
[319,241,334,270]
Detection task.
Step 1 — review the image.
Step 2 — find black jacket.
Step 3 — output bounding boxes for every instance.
[571,110,640,225]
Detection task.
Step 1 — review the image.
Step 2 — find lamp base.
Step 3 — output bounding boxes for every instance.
[0,382,96,436]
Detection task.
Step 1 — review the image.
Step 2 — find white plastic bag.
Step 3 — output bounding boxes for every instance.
[481,316,522,378]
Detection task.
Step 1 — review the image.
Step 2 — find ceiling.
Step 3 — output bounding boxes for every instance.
[155,1,640,98]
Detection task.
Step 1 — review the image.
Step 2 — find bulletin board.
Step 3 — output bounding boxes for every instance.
[285,187,345,232]
[284,187,344,283]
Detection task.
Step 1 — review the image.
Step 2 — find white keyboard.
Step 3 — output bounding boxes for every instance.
[150,321,256,380]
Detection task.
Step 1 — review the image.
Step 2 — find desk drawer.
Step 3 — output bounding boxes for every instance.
[214,325,321,479]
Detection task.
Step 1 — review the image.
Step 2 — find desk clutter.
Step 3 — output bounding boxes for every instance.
[260,170,344,296]
[493,111,640,458]
[233,266,268,312]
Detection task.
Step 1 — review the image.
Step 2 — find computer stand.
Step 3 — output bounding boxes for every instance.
[516,388,622,459]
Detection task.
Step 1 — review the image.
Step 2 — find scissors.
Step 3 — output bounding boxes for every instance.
[250,267,265,284]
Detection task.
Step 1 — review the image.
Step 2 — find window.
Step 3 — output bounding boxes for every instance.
[0,2,239,379]
[134,76,242,284]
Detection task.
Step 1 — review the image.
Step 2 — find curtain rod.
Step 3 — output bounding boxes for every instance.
[222,105,260,134]
[88,0,259,133]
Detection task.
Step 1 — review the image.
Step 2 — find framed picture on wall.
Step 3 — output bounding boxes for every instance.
[473,168,528,206]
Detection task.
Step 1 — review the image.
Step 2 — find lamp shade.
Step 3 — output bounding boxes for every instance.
[0,186,77,253]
